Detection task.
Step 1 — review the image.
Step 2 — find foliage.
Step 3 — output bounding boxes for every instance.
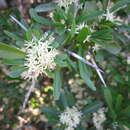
[0,0,130,129]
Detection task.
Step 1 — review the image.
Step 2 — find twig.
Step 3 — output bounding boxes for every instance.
[10,15,28,31]
[90,56,107,87]
[64,48,104,73]
[19,79,36,113]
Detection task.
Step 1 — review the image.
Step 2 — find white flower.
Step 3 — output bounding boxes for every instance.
[75,23,88,34]
[75,22,94,42]
[23,34,58,80]
[102,1,125,25]
[103,9,123,25]
[83,35,91,43]
[59,106,82,129]
[55,0,79,9]
[61,19,65,24]
[93,108,107,130]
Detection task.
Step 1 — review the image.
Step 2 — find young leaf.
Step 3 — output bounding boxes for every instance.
[76,28,90,42]
[0,42,26,59]
[53,69,62,100]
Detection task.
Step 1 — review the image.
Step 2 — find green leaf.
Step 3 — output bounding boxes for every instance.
[9,67,26,78]
[32,29,42,39]
[122,106,130,117]
[103,88,113,109]
[93,39,121,54]
[77,10,104,24]
[53,8,67,22]
[42,107,59,116]
[55,53,68,60]
[53,128,61,130]
[63,17,76,43]
[2,59,24,65]
[122,122,130,129]
[55,54,69,67]
[110,0,130,13]
[35,2,57,12]
[25,30,32,41]
[103,88,117,120]
[76,27,90,42]
[95,50,106,62]
[113,30,129,45]
[16,41,25,47]
[53,69,62,100]
[0,42,26,59]
[67,57,77,71]
[29,8,53,26]
[102,0,109,10]
[84,1,97,13]
[4,30,21,41]
[79,61,96,91]
[78,49,96,91]
[65,88,75,107]
[102,42,121,54]
[115,94,123,112]
[83,101,103,114]
[91,29,112,40]
[52,34,66,48]
[42,107,59,124]
[58,92,68,109]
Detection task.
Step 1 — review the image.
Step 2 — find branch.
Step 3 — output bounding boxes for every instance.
[10,15,28,31]
[64,48,104,73]
[19,79,36,114]
[90,56,107,87]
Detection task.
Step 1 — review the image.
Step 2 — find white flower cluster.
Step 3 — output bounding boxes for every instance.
[55,0,79,9]
[93,108,107,130]
[23,34,58,80]
[59,106,82,129]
